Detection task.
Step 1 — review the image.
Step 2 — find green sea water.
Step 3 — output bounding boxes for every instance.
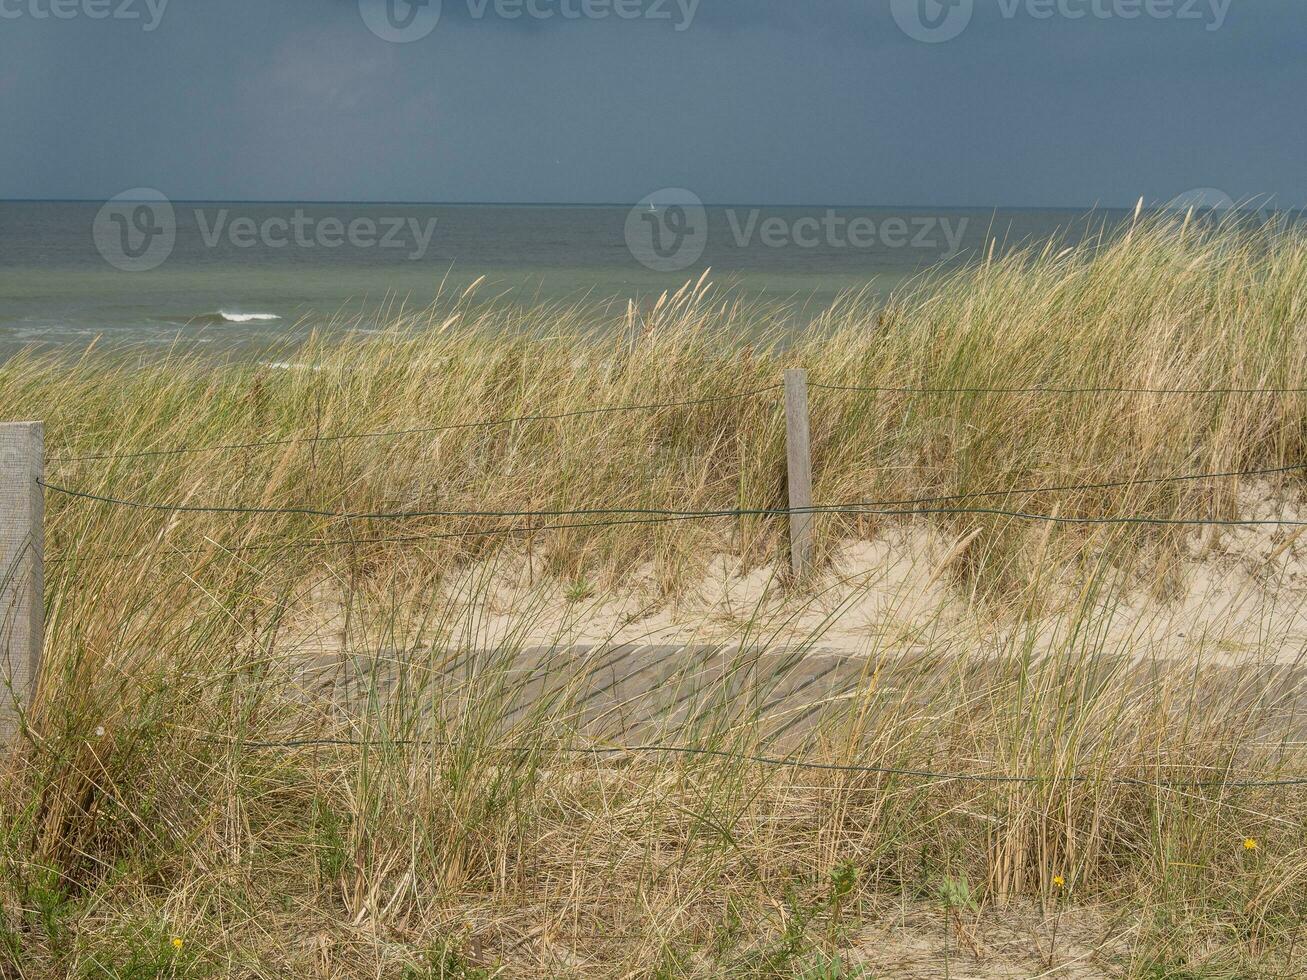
[0,201,1140,355]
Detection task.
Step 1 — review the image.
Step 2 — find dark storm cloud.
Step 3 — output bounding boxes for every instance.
[0,0,1302,206]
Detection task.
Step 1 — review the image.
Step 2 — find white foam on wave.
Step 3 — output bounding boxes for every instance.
[217,310,281,323]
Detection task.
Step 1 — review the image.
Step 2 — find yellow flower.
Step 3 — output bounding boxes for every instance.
[1052,875,1066,889]
[171,937,184,951]
[1243,838,1259,852]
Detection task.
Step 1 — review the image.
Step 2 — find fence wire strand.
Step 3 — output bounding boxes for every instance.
[48,385,782,465]
[38,458,1307,522]
[810,381,1307,395]
[50,378,1307,465]
[190,733,1307,789]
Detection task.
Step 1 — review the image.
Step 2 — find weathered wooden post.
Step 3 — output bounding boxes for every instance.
[1,422,44,739]
[784,369,813,580]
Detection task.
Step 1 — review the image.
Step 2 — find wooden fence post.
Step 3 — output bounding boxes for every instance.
[1,422,44,739]
[784,369,813,580]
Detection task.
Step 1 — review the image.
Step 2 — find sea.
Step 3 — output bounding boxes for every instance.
[0,201,1164,356]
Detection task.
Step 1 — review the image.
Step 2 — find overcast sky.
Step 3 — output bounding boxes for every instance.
[1,0,1301,207]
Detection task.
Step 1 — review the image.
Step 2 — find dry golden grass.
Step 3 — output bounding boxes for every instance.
[3,212,1307,978]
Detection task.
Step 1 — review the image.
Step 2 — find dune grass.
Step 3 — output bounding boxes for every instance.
[3,212,1307,977]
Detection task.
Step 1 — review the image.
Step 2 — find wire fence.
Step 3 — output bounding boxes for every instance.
[24,375,1307,793]
[809,381,1307,395]
[46,385,783,465]
[33,458,1307,523]
[39,453,1307,568]
[44,378,1307,465]
[193,733,1307,790]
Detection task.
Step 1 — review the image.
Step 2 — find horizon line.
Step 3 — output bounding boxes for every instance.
[1,197,1174,211]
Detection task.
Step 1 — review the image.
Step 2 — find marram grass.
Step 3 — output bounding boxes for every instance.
[2,213,1307,977]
